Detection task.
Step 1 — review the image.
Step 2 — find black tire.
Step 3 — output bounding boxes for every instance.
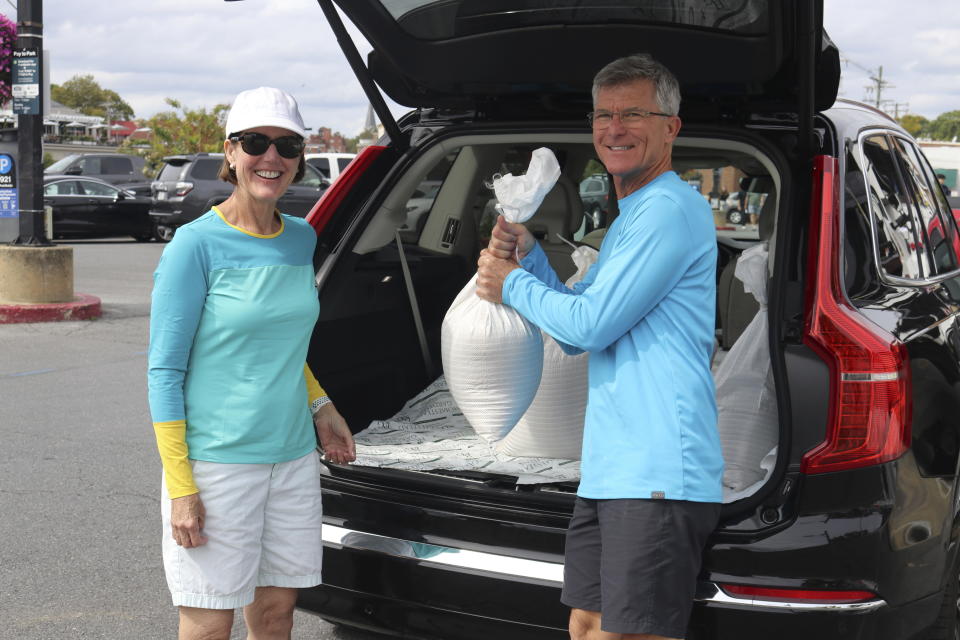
[928,550,960,640]
[154,222,175,243]
[726,208,744,224]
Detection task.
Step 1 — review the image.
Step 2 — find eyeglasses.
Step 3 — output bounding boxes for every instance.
[228,132,305,159]
[587,109,673,130]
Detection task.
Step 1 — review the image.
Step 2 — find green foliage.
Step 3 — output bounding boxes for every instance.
[897,114,928,138]
[582,159,607,180]
[42,152,54,169]
[50,74,134,120]
[926,111,960,142]
[130,98,229,173]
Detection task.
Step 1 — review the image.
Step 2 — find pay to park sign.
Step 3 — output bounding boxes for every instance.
[12,47,40,116]
[0,154,18,218]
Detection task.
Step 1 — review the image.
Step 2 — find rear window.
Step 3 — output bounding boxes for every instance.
[337,157,353,172]
[383,0,770,40]
[189,159,222,181]
[157,163,187,182]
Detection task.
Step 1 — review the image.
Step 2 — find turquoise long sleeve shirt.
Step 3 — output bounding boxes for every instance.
[148,208,320,467]
[502,171,723,502]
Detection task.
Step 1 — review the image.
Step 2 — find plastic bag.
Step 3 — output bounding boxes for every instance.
[496,246,598,459]
[714,243,778,491]
[491,147,561,223]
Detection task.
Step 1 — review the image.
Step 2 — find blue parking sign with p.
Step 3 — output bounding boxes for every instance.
[0,154,18,217]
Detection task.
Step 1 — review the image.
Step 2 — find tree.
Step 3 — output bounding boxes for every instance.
[50,74,134,120]
[130,98,229,172]
[0,14,15,105]
[927,111,960,142]
[897,114,928,138]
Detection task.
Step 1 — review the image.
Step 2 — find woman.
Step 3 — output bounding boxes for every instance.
[147,86,356,639]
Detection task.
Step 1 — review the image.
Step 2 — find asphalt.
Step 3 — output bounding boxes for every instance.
[0,239,387,640]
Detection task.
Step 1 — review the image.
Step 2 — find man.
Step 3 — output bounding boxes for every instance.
[476,53,723,640]
[938,173,952,198]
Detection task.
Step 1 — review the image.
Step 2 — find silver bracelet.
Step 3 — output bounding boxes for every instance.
[310,395,332,415]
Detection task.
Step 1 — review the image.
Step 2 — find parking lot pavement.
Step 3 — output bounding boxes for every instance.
[0,239,381,640]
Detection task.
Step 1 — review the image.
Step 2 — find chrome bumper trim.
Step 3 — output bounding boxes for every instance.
[322,524,564,584]
[699,584,887,613]
[323,525,887,613]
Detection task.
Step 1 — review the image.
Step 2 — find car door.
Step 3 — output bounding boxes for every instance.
[43,179,91,236]
[279,162,328,217]
[76,178,135,238]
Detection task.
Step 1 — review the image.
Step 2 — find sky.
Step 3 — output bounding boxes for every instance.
[4,0,960,136]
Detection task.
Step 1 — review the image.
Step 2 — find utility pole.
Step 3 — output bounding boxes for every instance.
[864,65,895,110]
[882,101,910,119]
[10,0,48,246]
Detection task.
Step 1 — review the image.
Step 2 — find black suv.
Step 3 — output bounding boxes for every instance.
[44,152,147,187]
[267,2,960,639]
[149,152,329,241]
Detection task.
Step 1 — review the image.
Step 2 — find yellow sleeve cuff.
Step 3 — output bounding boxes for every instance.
[304,364,327,404]
[153,420,198,499]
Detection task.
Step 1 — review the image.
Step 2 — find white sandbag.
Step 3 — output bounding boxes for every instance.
[715,243,778,491]
[496,246,598,459]
[441,148,561,442]
[441,275,544,442]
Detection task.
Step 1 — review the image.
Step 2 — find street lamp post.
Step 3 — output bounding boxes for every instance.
[11,0,48,246]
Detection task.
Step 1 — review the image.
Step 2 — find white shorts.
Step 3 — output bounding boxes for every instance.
[160,450,323,609]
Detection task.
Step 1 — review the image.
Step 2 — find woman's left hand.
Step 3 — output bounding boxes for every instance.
[314,403,357,464]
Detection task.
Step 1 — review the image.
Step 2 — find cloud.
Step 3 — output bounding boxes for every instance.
[39,0,403,135]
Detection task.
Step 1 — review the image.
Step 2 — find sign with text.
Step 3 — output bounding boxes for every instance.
[12,47,40,115]
[0,153,18,217]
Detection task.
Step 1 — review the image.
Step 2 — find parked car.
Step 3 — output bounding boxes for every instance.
[398,179,441,240]
[44,152,147,186]
[149,152,329,241]
[43,175,154,242]
[578,173,610,231]
[305,152,356,182]
[282,2,960,639]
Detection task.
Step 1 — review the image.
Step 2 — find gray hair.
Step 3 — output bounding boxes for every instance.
[592,53,681,116]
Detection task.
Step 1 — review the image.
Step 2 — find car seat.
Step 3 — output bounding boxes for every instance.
[717,178,776,349]
[527,175,584,282]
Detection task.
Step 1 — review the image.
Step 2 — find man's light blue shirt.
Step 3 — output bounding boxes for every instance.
[502,171,723,502]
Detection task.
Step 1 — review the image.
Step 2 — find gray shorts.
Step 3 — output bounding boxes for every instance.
[560,497,720,638]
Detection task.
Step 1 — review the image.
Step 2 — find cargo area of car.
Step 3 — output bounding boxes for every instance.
[309,128,787,510]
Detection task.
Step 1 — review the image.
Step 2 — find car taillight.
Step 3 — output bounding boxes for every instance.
[173,181,194,197]
[306,145,387,234]
[720,584,877,604]
[801,155,911,474]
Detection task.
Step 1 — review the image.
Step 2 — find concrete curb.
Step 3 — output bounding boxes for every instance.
[0,293,102,324]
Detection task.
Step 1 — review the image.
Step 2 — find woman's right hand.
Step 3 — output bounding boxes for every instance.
[171,493,208,548]
[488,215,535,262]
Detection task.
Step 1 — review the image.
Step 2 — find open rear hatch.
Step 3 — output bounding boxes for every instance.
[326,0,838,130]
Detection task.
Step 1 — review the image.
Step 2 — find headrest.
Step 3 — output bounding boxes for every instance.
[528,175,581,243]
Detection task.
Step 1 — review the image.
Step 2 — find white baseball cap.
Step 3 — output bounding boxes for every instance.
[225,87,307,138]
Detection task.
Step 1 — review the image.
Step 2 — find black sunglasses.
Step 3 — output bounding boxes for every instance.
[229,132,305,159]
